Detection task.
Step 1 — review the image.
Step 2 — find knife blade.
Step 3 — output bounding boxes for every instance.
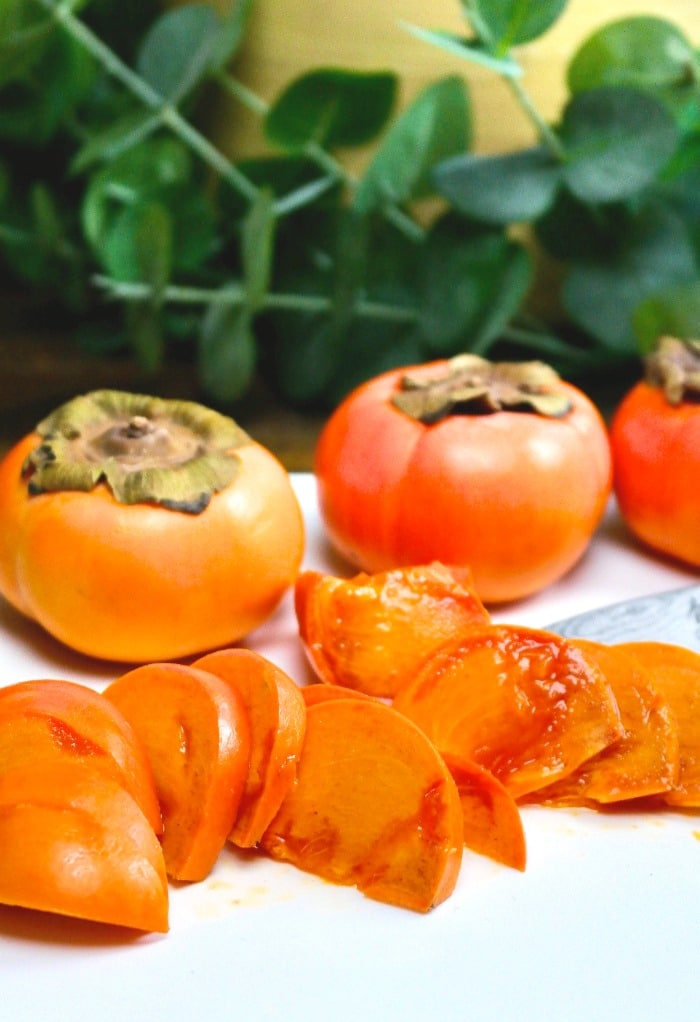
[547,583,700,651]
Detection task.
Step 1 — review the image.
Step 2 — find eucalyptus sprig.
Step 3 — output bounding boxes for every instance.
[1,0,699,409]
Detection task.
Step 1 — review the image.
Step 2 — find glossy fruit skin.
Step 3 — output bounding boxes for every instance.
[0,435,304,661]
[610,381,700,568]
[314,360,612,603]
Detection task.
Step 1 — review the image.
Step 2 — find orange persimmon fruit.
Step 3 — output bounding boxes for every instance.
[530,639,680,806]
[314,354,611,603]
[609,338,700,567]
[295,563,490,698]
[193,648,306,848]
[0,761,169,932]
[393,624,623,800]
[0,390,304,661]
[261,698,463,912]
[0,678,161,834]
[616,641,700,807]
[441,753,526,871]
[104,662,250,881]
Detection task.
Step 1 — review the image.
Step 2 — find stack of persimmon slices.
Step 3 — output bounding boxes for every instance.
[2,561,699,935]
[296,564,700,813]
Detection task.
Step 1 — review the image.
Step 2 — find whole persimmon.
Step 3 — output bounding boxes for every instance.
[314,354,612,603]
[609,337,700,568]
[0,390,304,661]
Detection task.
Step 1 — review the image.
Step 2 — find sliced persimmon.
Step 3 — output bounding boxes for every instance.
[193,648,306,848]
[393,624,623,800]
[301,683,378,707]
[104,662,250,882]
[616,641,700,807]
[0,679,161,834]
[260,698,463,912]
[0,761,168,933]
[441,753,526,871]
[531,639,680,806]
[295,563,490,698]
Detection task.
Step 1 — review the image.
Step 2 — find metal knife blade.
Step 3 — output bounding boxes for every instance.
[547,583,700,651]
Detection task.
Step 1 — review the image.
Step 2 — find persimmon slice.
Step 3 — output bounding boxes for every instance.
[531,639,680,805]
[616,641,700,807]
[261,698,463,912]
[0,679,161,834]
[193,648,306,848]
[104,662,250,881]
[295,563,490,697]
[441,753,526,871]
[393,625,623,799]
[0,762,169,932]
[301,683,378,707]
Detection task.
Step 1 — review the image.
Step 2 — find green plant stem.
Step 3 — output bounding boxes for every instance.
[501,323,600,366]
[505,75,566,160]
[460,0,566,161]
[34,0,260,203]
[216,73,426,243]
[92,274,418,323]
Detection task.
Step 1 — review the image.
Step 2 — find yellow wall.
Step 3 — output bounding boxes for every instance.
[210,0,700,163]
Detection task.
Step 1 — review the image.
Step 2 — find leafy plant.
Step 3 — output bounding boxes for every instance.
[1,0,699,410]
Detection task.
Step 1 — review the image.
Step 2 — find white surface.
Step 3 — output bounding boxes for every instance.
[1,473,699,1022]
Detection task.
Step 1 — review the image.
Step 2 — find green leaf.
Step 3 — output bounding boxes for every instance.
[464,0,569,51]
[136,3,221,102]
[559,86,679,203]
[199,302,257,403]
[70,109,162,174]
[0,0,53,86]
[263,317,340,405]
[434,146,560,225]
[634,282,700,353]
[125,301,164,374]
[241,188,276,312]
[400,24,522,77]
[567,16,698,95]
[101,201,172,289]
[82,138,193,251]
[0,28,95,143]
[329,209,370,341]
[417,215,532,353]
[535,189,630,261]
[563,203,697,352]
[354,76,470,214]
[209,0,255,71]
[265,69,397,152]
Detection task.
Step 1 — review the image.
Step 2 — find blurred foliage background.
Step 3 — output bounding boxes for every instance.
[2,0,700,428]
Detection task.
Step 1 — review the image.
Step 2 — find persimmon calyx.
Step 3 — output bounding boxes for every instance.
[22,390,250,514]
[645,336,700,405]
[391,354,572,424]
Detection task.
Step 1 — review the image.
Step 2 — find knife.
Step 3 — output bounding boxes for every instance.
[547,583,700,651]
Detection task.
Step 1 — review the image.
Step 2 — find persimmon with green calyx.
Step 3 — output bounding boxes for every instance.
[314,354,612,603]
[0,678,162,834]
[261,698,463,913]
[0,390,304,661]
[295,563,490,698]
[610,337,700,567]
[104,662,251,882]
[0,761,169,933]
